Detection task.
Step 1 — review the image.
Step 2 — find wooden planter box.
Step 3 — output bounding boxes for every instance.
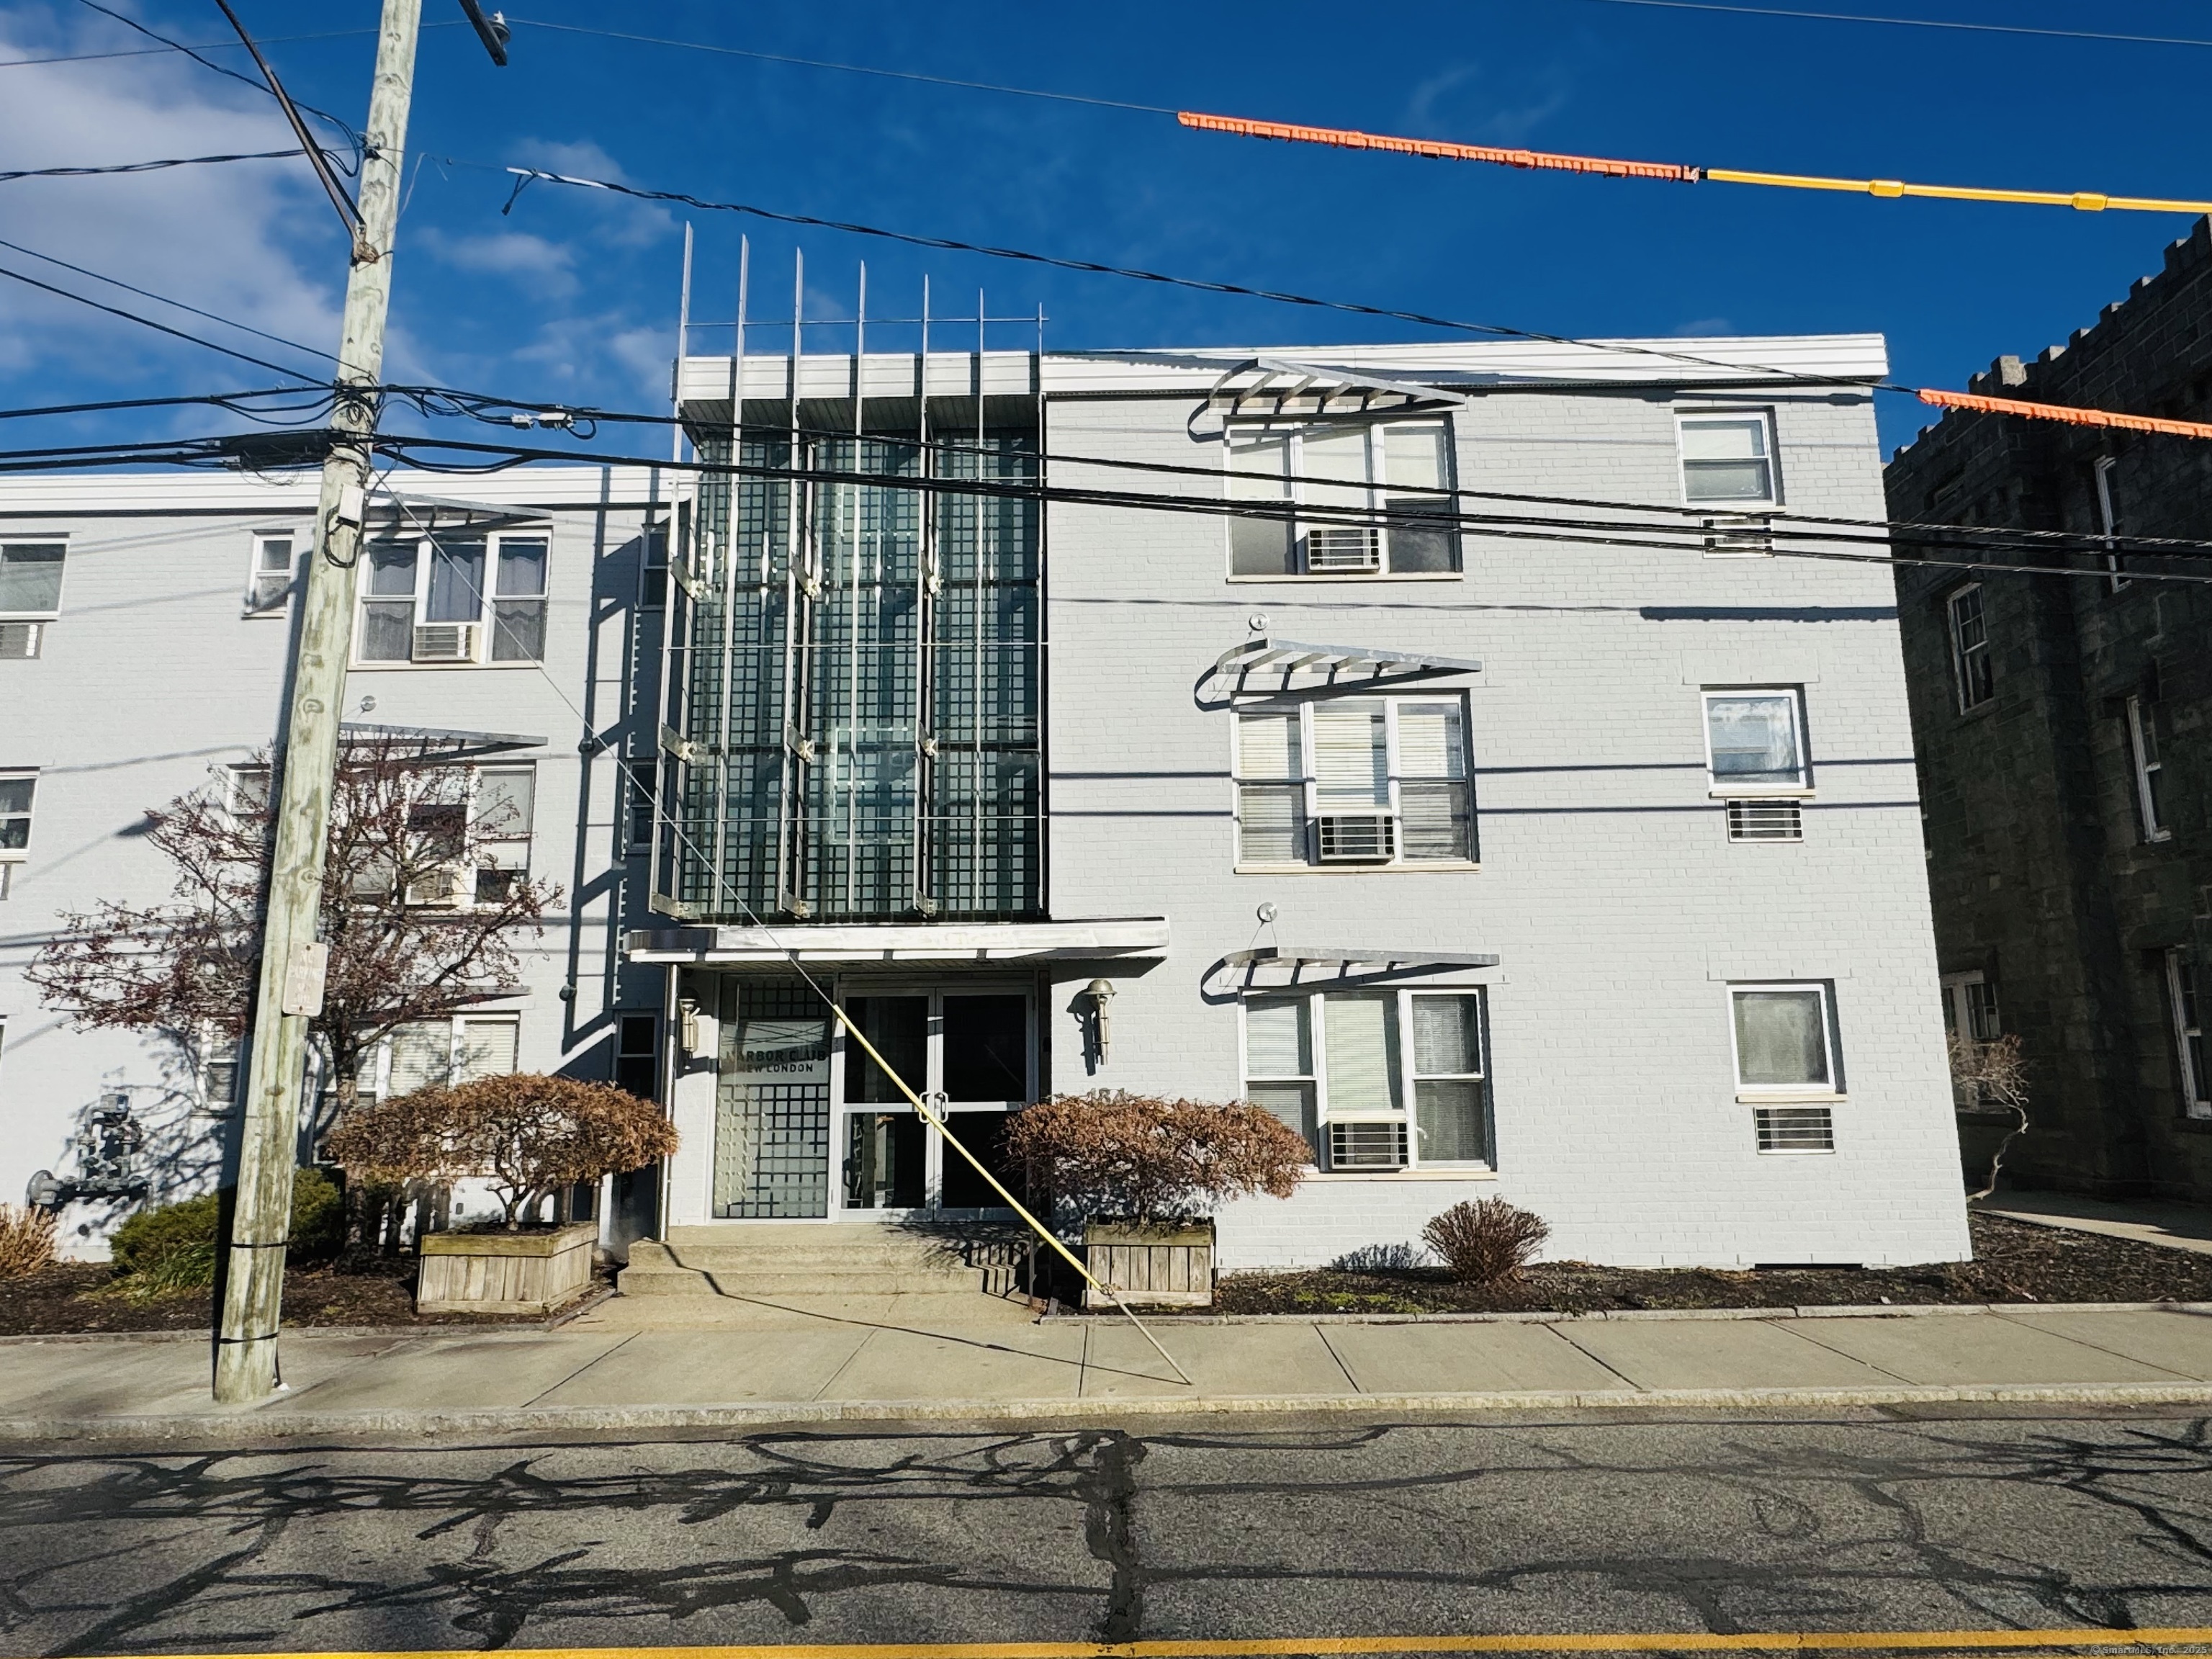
[418,1220,597,1314]
[1083,1219,1215,1308]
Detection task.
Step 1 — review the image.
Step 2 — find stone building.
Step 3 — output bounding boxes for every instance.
[1885,216,2212,1203]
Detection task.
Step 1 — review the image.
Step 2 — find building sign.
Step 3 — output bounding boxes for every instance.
[724,1015,830,1083]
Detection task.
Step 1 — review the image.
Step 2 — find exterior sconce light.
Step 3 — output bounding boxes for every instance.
[1086,978,1116,1066]
[678,997,702,1057]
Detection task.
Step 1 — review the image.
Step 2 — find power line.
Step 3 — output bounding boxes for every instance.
[0,387,336,426]
[0,148,305,185]
[1552,0,2212,50]
[0,235,338,368]
[503,16,1176,115]
[0,26,384,71]
[0,263,326,386]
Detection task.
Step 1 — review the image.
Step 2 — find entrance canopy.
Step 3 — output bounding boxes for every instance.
[1209,944,1500,995]
[625,917,1169,965]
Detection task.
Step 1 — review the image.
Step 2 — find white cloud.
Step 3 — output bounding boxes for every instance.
[0,5,345,391]
[414,227,580,301]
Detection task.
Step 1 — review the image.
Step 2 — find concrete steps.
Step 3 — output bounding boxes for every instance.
[617,1223,1029,1316]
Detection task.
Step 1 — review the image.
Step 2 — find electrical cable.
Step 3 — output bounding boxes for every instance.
[0,148,305,184]
[0,387,337,425]
[0,25,386,71]
[0,263,328,386]
[1550,0,2212,50]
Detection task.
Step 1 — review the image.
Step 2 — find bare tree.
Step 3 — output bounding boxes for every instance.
[29,734,559,1174]
[1949,1030,2031,1201]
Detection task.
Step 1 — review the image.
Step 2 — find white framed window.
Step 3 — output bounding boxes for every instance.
[2126,694,2169,842]
[1703,688,1807,796]
[356,531,548,665]
[199,1023,241,1110]
[469,765,536,902]
[1729,982,1840,1098]
[0,769,33,899]
[1946,583,1994,712]
[1243,986,1491,1172]
[2095,455,2127,590]
[1678,412,1777,507]
[0,539,66,660]
[354,1013,521,1102]
[244,531,297,616]
[1940,970,2001,1043]
[1225,420,1457,577]
[2167,950,2211,1120]
[1232,696,1473,868]
[639,520,670,610]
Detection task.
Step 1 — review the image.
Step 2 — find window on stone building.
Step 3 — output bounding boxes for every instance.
[1941,971,2002,1043]
[2094,455,2128,590]
[2125,695,2169,843]
[2167,950,2211,1120]
[1232,696,1473,868]
[1225,421,1457,577]
[1242,987,1490,1171]
[1946,584,1994,712]
[1678,412,1778,506]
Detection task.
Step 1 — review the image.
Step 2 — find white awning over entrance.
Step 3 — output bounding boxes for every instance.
[625,917,1170,964]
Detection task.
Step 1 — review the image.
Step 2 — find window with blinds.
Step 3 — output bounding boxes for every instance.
[1224,421,1460,577]
[1231,696,1472,867]
[1243,988,1489,1171]
[352,1015,521,1101]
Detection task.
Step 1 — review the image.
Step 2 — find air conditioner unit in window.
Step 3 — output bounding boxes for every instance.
[1305,526,1381,572]
[403,866,469,908]
[1328,1120,1408,1171]
[0,621,42,660]
[412,622,478,662]
[1703,515,1776,557]
[1726,799,1804,842]
[1316,813,1396,861]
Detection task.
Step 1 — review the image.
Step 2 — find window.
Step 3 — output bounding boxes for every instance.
[1729,983,1839,1096]
[1940,971,2001,1043]
[354,1014,520,1101]
[616,1012,659,1098]
[640,521,669,609]
[1233,696,1473,867]
[1678,413,1777,505]
[0,540,65,660]
[2126,695,2169,842]
[200,1025,240,1110]
[0,770,33,900]
[228,765,271,819]
[1946,584,1994,711]
[625,756,658,853]
[245,532,297,615]
[2095,455,2126,590]
[1703,688,1807,794]
[356,531,548,665]
[1225,421,1457,577]
[2168,950,2211,1120]
[1242,988,1489,1171]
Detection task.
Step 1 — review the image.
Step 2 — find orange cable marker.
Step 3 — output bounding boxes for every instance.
[1917,387,2212,441]
[1175,111,1697,183]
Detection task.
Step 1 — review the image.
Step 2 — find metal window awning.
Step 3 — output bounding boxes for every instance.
[338,721,547,756]
[625,917,1170,965]
[1205,356,1474,418]
[1213,635,1482,685]
[1210,945,1500,994]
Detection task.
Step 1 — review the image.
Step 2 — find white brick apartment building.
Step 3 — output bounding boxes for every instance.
[0,466,674,1255]
[638,330,1970,1270]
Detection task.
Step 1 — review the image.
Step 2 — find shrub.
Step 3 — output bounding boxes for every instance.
[1004,1092,1309,1225]
[0,1205,58,1280]
[1422,1197,1551,1285]
[108,1168,347,1293]
[321,1073,678,1228]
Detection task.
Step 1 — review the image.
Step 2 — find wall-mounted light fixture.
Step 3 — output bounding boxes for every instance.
[1085,978,1117,1066]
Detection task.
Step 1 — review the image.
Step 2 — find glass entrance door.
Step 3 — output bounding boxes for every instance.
[835,985,1034,1213]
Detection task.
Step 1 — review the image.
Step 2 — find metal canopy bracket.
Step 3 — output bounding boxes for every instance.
[1212,944,1501,995]
[1213,635,1482,688]
[1205,356,1475,418]
[624,917,1169,963]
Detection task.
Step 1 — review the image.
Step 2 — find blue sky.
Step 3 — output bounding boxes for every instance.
[4,0,2211,461]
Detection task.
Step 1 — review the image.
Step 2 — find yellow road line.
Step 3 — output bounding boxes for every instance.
[87,1629,2212,1659]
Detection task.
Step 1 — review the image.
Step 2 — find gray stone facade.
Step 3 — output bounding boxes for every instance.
[1886,217,2212,1203]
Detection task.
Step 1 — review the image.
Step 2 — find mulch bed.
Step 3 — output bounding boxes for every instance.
[0,1256,579,1338]
[1205,1212,2212,1316]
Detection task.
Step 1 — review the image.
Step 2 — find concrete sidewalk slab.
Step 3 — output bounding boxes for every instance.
[0,1332,411,1418]
[1318,1319,1621,1394]
[819,1323,1087,1403]
[1995,1308,2212,1380]
[1979,1193,2212,1257]
[1080,1321,1346,1398]
[1557,1316,1908,1390]
[1784,1312,2195,1386]
[531,1327,871,1406]
[281,1330,634,1412]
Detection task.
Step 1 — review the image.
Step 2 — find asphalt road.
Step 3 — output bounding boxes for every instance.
[5,1408,2212,1656]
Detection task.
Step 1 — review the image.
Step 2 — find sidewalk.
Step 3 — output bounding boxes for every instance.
[1976,1191,2212,1258]
[6,1298,2212,1440]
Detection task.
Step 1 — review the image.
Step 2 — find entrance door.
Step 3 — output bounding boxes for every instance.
[834,985,1033,1213]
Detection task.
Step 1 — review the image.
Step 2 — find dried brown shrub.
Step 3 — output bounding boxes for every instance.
[1422,1197,1551,1285]
[1949,1030,2031,1200]
[322,1073,678,1228]
[1004,1091,1309,1224]
[0,1205,57,1280]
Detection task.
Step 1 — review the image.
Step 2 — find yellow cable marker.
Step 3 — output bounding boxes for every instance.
[1704,166,2211,215]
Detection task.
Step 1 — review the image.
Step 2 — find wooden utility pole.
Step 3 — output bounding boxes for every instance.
[215,0,423,1404]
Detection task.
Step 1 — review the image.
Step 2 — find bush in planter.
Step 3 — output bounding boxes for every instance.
[1004,1091,1309,1224]
[321,1073,677,1229]
[1422,1197,1550,1286]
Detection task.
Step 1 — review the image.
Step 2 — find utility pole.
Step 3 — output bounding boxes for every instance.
[214,0,423,1405]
